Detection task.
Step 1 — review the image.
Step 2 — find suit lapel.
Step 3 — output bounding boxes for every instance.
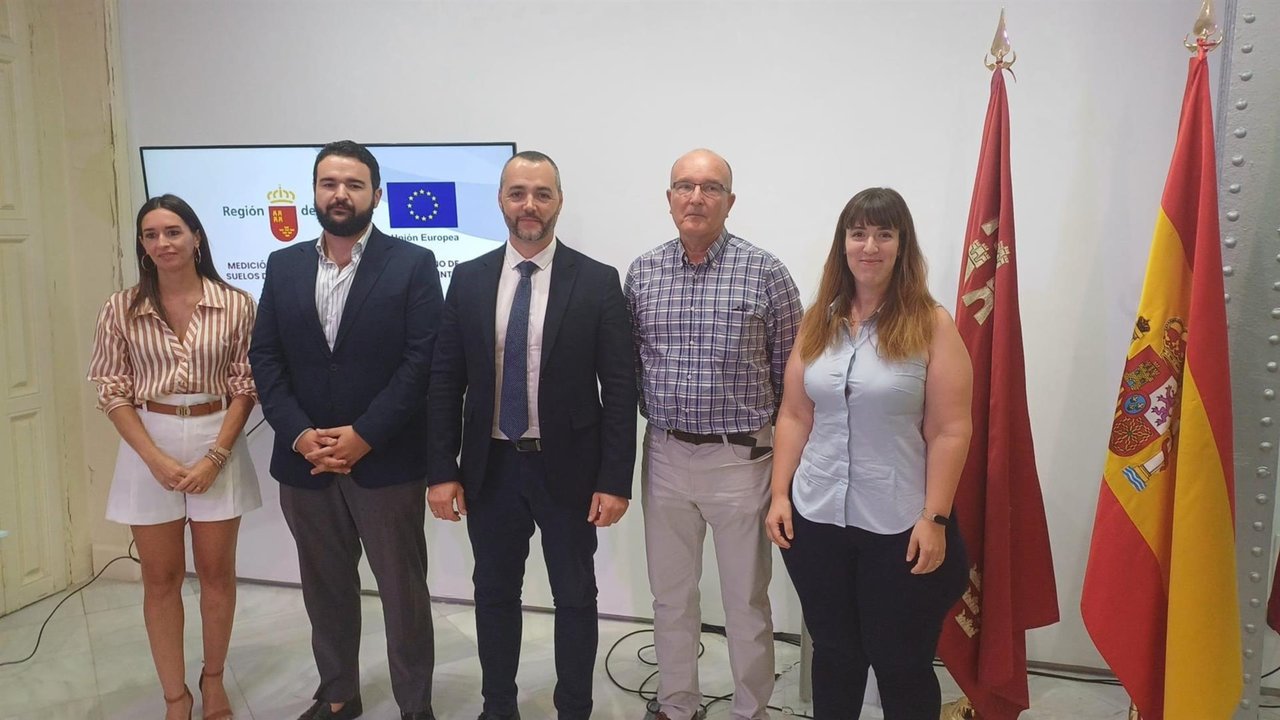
[541,242,578,366]
[333,229,391,351]
[477,247,503,365]
[293,242,328,353]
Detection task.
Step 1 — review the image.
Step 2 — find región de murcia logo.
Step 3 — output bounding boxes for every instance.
[268,186,299,242]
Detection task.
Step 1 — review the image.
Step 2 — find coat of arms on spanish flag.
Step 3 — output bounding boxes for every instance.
[1081,44,1239,720]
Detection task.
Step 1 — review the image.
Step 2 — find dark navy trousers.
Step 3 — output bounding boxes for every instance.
[467,440,599,720]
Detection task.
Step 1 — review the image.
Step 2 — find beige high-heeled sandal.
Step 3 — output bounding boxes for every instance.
[198,667,233,720]
[163,685,193,720]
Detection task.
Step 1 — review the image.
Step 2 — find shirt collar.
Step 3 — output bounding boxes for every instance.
[131,277,225,317]
[505,237,558,272]
[315,223,374,262]
[678,230,730,267]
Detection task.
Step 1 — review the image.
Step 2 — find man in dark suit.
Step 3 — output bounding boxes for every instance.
[427,150,636,720]
[249,140,442,720]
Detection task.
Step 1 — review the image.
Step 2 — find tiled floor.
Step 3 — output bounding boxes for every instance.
[0,578,1264,719]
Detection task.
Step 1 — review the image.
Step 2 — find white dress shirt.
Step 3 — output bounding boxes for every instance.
[315,224,373,350]
[492,239,556,439]
[293,224,373,450]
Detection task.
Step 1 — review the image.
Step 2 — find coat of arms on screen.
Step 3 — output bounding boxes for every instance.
[267,186,299,242]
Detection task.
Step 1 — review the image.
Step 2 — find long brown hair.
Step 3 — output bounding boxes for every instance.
[797,187,936,363]
[129,194,236,325]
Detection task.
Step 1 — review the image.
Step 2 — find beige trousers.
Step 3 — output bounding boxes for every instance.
[642,423,775,720]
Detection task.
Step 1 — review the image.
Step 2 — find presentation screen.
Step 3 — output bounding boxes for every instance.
[140,142,517,298]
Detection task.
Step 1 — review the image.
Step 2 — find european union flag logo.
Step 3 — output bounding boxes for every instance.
[387,182,459,228]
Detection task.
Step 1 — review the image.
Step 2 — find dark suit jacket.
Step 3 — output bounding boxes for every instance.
[426,241,637,513]
[249,227,443,489]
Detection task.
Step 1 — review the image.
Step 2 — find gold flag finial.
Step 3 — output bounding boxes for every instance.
[1184,0,1222,52]
[985,8,1016,70]
[941,697,979,719]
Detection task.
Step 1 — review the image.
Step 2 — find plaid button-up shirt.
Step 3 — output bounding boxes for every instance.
[625,232,802,434]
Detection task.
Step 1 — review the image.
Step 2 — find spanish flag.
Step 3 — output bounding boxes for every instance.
[1081,46,1239,720]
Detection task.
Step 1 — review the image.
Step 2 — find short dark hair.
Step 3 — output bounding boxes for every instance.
[313,140,381,190]
[502,150,562,193]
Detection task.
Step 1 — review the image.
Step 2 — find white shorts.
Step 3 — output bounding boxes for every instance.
[106,393,263,526]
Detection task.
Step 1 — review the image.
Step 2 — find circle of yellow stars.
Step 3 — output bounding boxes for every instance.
[407,189,441,222]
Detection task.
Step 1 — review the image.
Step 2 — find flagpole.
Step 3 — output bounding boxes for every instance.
[1120,6,1223,720]
[938,10,1016,720]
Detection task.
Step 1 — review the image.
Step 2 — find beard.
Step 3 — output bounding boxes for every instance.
[504,208,560,246]
[316,201,375,237]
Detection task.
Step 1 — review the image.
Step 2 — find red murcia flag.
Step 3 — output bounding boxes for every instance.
[269,204,299,242]
[1269,557,1280,633]
[938,68,1059,720]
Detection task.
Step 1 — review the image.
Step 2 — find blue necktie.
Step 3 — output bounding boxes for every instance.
[500,261,537,441]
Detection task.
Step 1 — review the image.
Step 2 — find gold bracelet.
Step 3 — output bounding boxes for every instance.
[204,450,226,469]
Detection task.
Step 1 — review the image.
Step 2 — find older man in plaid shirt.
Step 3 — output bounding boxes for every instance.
[625,149,802,720]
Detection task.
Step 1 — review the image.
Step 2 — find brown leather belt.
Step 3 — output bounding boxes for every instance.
[143,397,229,418]
[667,429,759,447]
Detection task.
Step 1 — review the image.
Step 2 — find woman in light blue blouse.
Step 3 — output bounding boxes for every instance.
[766,187,974,719]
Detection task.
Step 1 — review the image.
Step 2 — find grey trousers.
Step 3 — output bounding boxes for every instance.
[642,424,775,720]
[279,476,435,713]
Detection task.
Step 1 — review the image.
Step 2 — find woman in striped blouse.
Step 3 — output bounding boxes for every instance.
[89,194,261,720]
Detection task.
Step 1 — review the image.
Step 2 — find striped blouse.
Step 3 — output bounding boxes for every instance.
[88,278,258,413]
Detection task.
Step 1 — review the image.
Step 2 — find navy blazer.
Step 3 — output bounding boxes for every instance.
[426,242,637,513]
[249,227,443,489]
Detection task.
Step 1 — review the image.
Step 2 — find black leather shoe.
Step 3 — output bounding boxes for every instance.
[297,695,363,719]
[401,712,437,720]
[476,712,520,720]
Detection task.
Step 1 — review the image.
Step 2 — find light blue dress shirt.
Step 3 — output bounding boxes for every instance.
[792,320,928,534]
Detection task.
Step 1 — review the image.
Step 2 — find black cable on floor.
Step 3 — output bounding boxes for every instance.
[0,411,263,667]
[604,625,815,718]
[610,622,1139,716]
[1026,668,1122,686]
[1252,663,1280,710]
[0,540,140,668]
[0,409,264,666]
[245,415,268,437]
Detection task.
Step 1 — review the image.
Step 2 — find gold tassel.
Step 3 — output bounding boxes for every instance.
[940,696,978,719]
[1127,703,1142,720]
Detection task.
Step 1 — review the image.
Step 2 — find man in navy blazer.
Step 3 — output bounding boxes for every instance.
[250,141,442,720]
[427,151,636,720]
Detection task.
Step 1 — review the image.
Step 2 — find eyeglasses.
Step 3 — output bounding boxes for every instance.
[671,181,730,199]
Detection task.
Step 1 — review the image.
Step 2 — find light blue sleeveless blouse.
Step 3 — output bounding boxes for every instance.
[792,321,928,534]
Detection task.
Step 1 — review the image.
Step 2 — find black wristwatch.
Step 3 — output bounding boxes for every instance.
[922,509,951,526]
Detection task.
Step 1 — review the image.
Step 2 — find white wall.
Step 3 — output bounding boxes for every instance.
[118,0,1207,670]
